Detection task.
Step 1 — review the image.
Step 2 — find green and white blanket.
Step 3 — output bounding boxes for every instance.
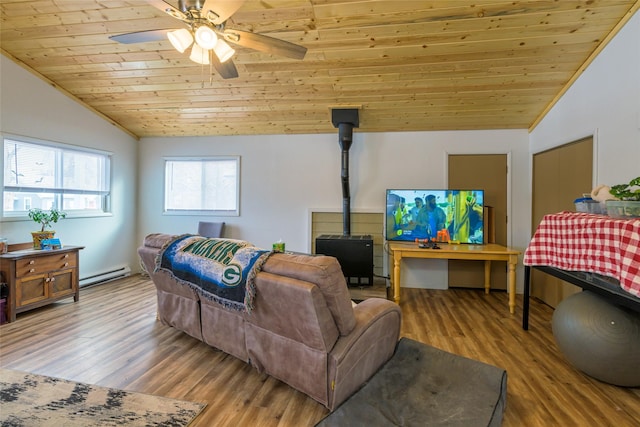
[156,234,272,312]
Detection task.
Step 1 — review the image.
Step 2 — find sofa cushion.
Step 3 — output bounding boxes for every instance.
[251,272,339,351]
[262,253,356,335]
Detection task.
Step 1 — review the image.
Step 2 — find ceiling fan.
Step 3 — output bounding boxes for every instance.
[109,0,307,79]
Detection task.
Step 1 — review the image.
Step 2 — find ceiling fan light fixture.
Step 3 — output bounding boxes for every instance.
[189,43,210,65]
[213,40,235,63]
[167,28,193,53]
[195,25,218,50]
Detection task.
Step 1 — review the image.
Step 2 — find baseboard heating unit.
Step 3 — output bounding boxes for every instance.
[80,265,131,287]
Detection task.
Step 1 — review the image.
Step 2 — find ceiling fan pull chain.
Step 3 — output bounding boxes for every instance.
[201,59,205,89]
[209,50,214,86]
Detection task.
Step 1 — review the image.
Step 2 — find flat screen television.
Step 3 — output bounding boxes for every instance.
[385,189,485,244]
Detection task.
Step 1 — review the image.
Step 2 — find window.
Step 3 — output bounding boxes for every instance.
[2,136,111,217]
[164,157,240,216]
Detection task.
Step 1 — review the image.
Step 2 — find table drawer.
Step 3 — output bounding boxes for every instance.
[15,252,77,277]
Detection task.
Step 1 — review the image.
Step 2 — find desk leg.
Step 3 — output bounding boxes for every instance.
[484,260,491,294]
[523,266,531,330]
[7,289,16,323]
[508,259,517,314]
[393,253,401,304]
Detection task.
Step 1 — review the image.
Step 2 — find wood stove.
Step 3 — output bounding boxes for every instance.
[316,234,374,286]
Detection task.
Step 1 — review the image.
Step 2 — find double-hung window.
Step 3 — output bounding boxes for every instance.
[2,136,111,217]
[164,157,240,216]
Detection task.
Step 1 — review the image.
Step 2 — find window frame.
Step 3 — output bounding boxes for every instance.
[2,134,112,220]
[163,156,240,217]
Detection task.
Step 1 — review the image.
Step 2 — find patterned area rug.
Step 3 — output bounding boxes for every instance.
[0,368,205,426]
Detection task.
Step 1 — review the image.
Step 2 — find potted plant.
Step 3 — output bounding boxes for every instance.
[28,208,67,249]
[606,176,640,218]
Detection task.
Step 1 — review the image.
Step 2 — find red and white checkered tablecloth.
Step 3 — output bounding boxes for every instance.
[524,211,640,297]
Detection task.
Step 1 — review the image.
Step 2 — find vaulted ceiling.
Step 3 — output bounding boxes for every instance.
[1,0,638,139]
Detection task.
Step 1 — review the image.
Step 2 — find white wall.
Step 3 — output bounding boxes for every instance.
[530,10,640,190]
[139,129,530,289]
[0,56,139,281]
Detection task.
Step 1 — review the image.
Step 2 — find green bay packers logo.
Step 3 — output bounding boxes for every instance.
[222,264,242,286]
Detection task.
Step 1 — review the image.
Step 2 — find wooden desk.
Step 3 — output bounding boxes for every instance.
[0,245,83,322]
[388,242,520,313]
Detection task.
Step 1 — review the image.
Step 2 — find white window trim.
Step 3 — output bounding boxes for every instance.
[1,133,113,219]
[163,156,240,217]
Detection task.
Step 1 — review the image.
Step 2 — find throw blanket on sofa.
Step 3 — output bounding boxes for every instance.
[156,234,272,312]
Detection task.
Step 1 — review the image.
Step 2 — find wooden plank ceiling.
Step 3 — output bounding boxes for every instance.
[1,0,638,138]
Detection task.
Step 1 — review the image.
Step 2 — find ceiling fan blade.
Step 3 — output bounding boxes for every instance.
[224,29,307,60]
[109,29,172,44]
[210,53,239,79]
[202,0,246,25]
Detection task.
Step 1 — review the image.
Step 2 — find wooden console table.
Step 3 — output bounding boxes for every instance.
[388,242,520,313]
[0,245,83,322]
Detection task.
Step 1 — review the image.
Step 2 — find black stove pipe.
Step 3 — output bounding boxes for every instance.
[331,108,359,237]
[339,123,353,236]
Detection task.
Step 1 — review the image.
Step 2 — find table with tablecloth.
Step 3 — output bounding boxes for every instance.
[522,211,640,329]
[524,211,640,297]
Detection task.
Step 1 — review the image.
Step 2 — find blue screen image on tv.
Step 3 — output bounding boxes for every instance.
[385,189,485,244]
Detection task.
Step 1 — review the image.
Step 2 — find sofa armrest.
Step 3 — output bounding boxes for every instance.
[143,233,175,249]
[327,298,401,410]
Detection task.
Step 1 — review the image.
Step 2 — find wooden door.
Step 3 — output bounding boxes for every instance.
[531,137,593,307]
[448,154,508,289]
[50,269,76,299]
[16,274,49,307]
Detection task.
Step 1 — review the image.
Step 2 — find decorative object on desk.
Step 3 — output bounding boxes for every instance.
[608,176,640,201]
[316,337,507,427]
[590,184,618,203]
[0,237,7,254]
[414,238,440,249]
[604,176,640,218]
[40,238,62,250]
[28,207,66,249]
[606,200,640,219]
[552,291,640,387]
[0,368,205,426]
[574,196,606,215]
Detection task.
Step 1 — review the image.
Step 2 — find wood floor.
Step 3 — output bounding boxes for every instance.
[1,275,639,426]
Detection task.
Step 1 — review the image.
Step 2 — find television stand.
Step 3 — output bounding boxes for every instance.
[388,242,520,313]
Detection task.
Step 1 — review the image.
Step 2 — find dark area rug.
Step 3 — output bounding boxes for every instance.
[0,368,205,426]
[317,337,507,427]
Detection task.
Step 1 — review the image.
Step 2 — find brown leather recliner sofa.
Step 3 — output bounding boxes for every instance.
[138,233,402,410]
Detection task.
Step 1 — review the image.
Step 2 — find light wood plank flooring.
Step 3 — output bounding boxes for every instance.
[1,275,638,426]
